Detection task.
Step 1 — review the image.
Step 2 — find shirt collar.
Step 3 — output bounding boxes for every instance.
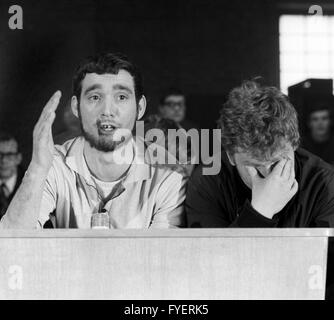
[59,136,152,185]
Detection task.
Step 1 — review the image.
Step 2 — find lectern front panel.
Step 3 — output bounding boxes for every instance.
[0,229,330,299]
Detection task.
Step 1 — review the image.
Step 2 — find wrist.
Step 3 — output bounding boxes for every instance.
[27,162,50,179]
[251,200,275,219]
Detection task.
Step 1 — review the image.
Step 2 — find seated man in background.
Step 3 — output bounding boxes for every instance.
[0,53,186,229]
[159,88,198,130]
[186,80,334,227]
[302,99,334,165]
[0,132,24,219]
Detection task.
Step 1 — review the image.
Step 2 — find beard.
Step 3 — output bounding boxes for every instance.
[81,129,123,152]
[78,113,136,153]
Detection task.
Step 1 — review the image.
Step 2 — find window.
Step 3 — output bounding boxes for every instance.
[279,14,334,93]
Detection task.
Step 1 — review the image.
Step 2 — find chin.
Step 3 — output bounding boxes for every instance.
[97,136,124,152]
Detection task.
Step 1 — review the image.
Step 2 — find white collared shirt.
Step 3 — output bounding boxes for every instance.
[39,136,186,229]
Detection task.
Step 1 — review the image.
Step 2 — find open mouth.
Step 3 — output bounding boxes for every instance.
[98,122,117,134]
[100,124,115,131]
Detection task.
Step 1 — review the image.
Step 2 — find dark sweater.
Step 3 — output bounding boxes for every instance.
[185,148,334,227]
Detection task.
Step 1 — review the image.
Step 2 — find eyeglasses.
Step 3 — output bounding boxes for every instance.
[0,152,18,160]
[164,101,185,109]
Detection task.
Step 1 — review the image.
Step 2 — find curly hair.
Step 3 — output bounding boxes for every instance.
[217,80,300,161]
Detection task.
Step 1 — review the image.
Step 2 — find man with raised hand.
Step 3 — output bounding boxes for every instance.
[0,53,186,229]
[186,80,334,227]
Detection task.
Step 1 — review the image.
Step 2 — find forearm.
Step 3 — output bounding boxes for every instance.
[0,163,48,229]
[228,200,278,228]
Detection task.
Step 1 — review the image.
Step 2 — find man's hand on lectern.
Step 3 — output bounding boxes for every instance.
[30,91,61,176]
[247,158,298,219]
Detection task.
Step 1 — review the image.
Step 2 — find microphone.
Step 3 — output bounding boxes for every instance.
[91,209,110,229]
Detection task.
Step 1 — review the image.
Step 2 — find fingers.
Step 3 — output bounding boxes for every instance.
[288,160,295,183]
[281,158,292,179]
[35,111,55,143]
[34,91,61,135]
[271,158,287,176]
[282,157,296,189]
[35,91,61,128]
[45,90,61,112]
[290,179,298,195]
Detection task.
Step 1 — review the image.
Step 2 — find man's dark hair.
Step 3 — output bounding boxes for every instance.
[0,132,20,152]
[72,52,144,103]
[159,88,186,105]
[217,80,300,160]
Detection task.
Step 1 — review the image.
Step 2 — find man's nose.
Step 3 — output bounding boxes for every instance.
[101,96,117,116]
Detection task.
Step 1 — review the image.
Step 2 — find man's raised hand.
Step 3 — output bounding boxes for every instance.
[30,91,61,175]
[247,158,298,219]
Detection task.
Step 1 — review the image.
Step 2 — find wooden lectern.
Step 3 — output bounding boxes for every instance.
[0,229,332,299]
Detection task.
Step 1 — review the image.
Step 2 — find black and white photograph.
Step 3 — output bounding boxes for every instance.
[0,0,334,305]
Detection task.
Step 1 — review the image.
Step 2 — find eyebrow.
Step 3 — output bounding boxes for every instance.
[83,84,134,96]
[83,84,103,96]
[113,84,133,94]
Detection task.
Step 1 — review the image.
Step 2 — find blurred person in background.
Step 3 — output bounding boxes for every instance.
[302,99,334,165]
[158,88,198,131]
[0,132,24,219]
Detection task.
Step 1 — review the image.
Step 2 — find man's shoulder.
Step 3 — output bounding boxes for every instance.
[54,137,82,155]
[49,137,84,174]
[296,147,334,182]
[188,153,231,189]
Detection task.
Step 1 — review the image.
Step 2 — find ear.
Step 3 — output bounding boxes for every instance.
[226,152,236,166]
[137,95,147,120]
[71,96,79,118]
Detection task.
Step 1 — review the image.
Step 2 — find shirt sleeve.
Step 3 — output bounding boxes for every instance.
[229,200,278,227]
[37,166,57,228]
[185,165,277,228]
[150,171,186,228]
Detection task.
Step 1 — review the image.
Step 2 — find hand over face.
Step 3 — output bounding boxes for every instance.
[246,158,298,219]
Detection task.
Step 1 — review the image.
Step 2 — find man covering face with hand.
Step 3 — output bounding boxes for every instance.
[186,81,334,227]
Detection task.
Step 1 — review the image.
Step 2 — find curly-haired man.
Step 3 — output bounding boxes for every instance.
[185,80,334,227]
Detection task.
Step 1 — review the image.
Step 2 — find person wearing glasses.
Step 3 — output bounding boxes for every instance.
[158,88,198,131]
[0,132,24,219]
